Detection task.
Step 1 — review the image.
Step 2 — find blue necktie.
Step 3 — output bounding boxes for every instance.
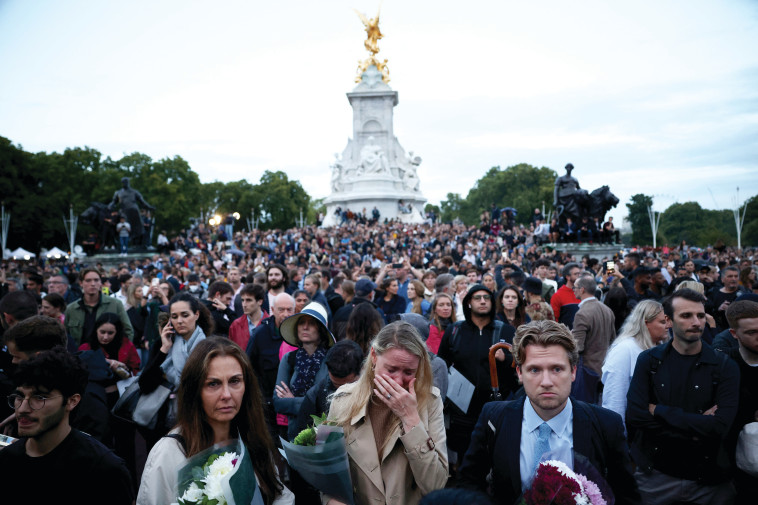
[533,422,552,473]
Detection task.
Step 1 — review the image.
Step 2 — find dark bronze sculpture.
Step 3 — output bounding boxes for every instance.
[108,177,155,249]
[553,163,619,236]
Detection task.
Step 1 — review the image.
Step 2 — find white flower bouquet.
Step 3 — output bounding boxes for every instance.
[175,438,264,505]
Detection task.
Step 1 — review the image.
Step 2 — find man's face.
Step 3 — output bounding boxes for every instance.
[469,290,492,317]
[517,344,576,419]
[466,271,478,284]
[82,272,102,296]
[228,269,240,284]
[294,293,310,313]
[636,273,652,290]
[6,341,33,365]
[303,278,317,296]
[652,271,665,287]
[273,298,295,326]
[13,385,71,439]
[566,267,581,287]
[329,372,358,389]
[722,270,739,291]
[214,292,233,308]
[731,317,758,354]
[47,276,67,295]
[241,295,262,316]
[535,265,547,279]
[26,279,41,293]
[684,261,695,273]
[267,268,284,289]
[667,297,706,345]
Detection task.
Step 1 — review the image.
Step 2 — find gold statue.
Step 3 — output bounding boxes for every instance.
[354,6,382,55]
[354,4,390,84]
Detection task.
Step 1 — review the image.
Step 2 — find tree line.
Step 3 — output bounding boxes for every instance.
[0,137,310,253]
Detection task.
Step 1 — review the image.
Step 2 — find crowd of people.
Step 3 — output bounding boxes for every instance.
[1,215,757,505]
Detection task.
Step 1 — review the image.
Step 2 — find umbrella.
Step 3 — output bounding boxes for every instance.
[227,248,245,257]
[501,207,518,216]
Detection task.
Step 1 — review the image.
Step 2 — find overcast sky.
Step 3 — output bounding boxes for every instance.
[1,0,757,229]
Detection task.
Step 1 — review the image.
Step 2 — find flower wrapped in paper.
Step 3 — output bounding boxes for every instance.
[175,438,264,505]
[519,450,614,505]
[281,419,354,505]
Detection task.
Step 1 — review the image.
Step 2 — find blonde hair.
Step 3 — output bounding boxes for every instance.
[612,299,664,352]
[330,321,434,437]
[408,280,426,314]
[675,280,704,295]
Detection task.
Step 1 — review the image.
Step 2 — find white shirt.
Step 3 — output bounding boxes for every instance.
[601,337,644,428]
[519,397,574,490]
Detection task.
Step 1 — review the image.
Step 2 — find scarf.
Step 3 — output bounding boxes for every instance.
[290,347,326,397]
[161,325,206,387]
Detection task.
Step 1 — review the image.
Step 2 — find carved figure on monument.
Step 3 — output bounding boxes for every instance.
[108,177,155,249]
[330,154,344,192]
[358,136,390,175]
[399,151,421,192]
[554,163,581,223]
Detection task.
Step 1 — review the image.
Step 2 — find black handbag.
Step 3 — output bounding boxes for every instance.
[111,379,173,431]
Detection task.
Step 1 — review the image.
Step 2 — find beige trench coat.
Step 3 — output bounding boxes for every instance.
[323,384,449,505]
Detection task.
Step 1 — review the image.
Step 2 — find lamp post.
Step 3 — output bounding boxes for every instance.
[62,204,78,256]
[647,204,661,249]
[1,202,10,259]
[732,187,748,251]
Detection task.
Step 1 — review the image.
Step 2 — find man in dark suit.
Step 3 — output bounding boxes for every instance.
[458,320,640,505]
[571,274,616,403]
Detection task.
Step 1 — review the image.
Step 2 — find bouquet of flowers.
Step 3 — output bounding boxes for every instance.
[281,414,354,505]
[174,438,264,505]
[521,452,613,505]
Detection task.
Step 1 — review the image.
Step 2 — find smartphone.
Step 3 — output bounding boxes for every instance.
[605,261,615,274]
[392,263,403,269]
[151,278,160,287]
[501,247,509,260]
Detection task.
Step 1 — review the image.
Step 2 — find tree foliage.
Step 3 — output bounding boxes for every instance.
[439,163,556,225]
[0,137,311,253]
[625,194,654,246]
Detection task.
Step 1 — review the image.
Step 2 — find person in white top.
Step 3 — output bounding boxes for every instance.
[600,300,669,427]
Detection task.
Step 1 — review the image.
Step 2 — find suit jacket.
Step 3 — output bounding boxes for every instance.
[323,383,448,505]
[458,398,640,505]
[572,298,616,375]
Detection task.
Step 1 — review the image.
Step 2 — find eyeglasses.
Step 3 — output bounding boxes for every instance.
[7,394,63,411]
[472,294,492,301]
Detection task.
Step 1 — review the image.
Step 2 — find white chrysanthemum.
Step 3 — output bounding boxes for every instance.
[203,452,238,505]
[203,476,225,505]
[180,482,204,503]
[207,452,238,478]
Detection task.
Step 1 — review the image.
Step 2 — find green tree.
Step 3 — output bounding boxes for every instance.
[659,202,735,247]
[625,194,654,246]
[740,195,758,247]
[439,193,464,223]
[251,171,310,230]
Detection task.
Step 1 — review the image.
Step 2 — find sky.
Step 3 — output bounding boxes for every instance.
[1,0,757,230]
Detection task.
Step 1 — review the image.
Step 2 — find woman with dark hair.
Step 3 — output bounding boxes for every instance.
[494,285,529,328]
[273,302,336,440]
[79,312,141,484]
[137,337,294,505]
[376,277,406,323]
[346,302,385,354]
[603,286,629,333]
[80,312,141,380]
[138,292,214,446]
[325,321,448,505]
[739,266,756,292]
[40,292,66,323]
[426,293,456,354]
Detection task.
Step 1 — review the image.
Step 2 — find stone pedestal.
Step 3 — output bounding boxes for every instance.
[323,65,426,226]
[550,242,624,261]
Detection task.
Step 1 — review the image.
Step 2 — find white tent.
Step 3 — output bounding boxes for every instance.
[10,247,35,259]
[44,247,69,259]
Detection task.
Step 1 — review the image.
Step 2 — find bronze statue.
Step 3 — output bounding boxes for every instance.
[108,177,155,249]
[553,163,619,237]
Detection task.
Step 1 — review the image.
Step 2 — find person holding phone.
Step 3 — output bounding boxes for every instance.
[138,293,214,447]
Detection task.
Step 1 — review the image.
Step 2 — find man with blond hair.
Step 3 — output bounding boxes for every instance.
[458,320,639,504]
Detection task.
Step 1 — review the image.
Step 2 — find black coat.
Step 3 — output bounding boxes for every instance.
[458,398,641,505]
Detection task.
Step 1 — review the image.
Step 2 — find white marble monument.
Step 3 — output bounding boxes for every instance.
[322,10,426,227]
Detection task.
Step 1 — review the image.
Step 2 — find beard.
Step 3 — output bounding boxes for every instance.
[17,404,66,439]
[268,277,284,290]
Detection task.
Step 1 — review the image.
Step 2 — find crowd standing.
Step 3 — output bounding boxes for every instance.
[1,212,757,505]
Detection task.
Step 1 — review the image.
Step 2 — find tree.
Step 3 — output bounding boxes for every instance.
[625,194,654,246]
[439,193,464,223]
[251,171,310,230]
[740,195,758,247]
[658,202,735,247]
